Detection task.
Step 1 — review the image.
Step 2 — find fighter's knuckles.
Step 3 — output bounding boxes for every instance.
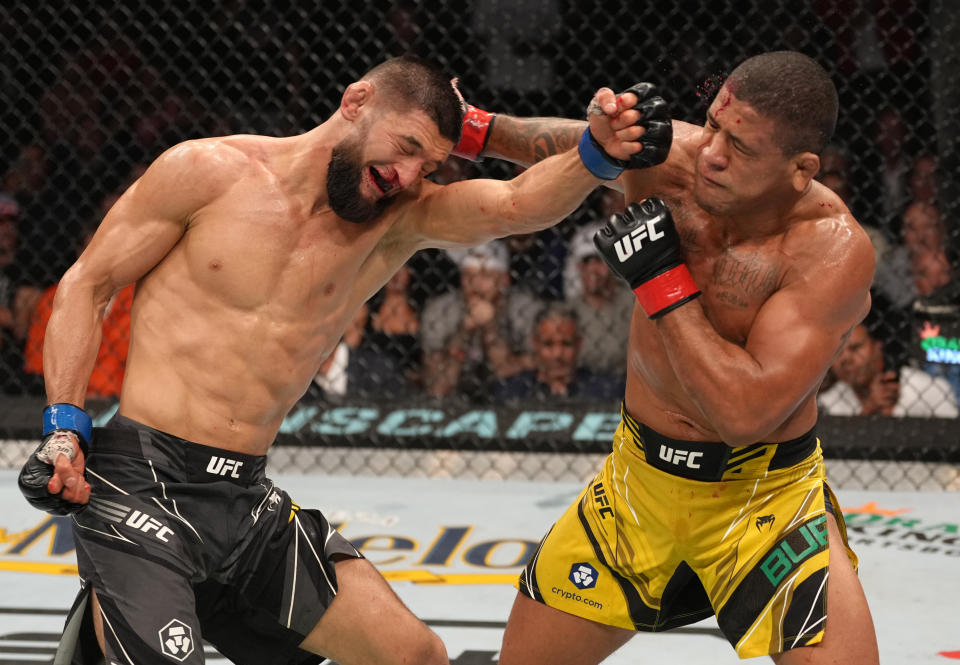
[595,86,615,101]
[617,92,639,112]
[617,125,645,141]
[611,109,641,131]
[620,83,656,104]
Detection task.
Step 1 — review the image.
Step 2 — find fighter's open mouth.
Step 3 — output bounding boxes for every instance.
[370,167,392,194]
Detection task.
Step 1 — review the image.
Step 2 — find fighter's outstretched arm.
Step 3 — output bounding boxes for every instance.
[483,114,586,168]
[409,85,669,249]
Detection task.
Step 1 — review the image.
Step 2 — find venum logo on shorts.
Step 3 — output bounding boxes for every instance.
[206,455,244,478]
[756,514,776,532]
[569,562,599,590]
[266,490,282,511]
[159,619,194,661]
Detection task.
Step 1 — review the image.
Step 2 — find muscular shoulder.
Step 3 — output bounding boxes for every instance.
[153,136,260,187]
[131,136,264,218]
[781,185,875,297]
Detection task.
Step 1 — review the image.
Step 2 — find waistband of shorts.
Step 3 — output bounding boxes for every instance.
[92,414,268,486]
[620,406,818,481]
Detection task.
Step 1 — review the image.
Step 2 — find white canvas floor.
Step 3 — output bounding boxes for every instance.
[1,470,959,664]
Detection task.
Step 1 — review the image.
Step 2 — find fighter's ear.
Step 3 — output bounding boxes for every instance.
[340,81,374,121]
[791,152,820,193]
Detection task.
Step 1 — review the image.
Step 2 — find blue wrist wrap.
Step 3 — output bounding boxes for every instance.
[43,403,93,445]
[578,129,624,180]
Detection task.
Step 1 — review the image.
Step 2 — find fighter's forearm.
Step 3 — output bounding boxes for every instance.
[484,115,586,168]
[43,278,109,406]
[655,305,793,446]
[493,149,603,237]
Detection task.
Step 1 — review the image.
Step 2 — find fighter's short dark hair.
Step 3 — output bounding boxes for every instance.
[363,55,464,145]
[726,51,838,155]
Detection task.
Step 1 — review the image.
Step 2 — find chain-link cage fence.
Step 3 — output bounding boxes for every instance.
[0,2,957,488]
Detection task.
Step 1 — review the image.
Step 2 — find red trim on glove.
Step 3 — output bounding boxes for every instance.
[452,105,494,161]
[633,264,701,318]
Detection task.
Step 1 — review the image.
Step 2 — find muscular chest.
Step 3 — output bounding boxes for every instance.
[182,190,391,314]
[667,197,786,345]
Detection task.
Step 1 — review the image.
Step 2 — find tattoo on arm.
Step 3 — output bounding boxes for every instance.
[490,116,585,165]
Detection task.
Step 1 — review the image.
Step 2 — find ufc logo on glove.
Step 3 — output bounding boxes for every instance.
[613,214,666,262]
[593,198,701,319]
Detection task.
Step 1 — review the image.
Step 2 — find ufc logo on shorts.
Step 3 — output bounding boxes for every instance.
[614,215,665,262]
[658,445,703,469]
[592,482,613,519]
[206,455,243,478]
[126,510,174,542]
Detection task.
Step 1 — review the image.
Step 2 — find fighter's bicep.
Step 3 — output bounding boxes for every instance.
[406,178,517,251]
[745,277,870,395]
[78,188,187,291]
[72,144,236,291]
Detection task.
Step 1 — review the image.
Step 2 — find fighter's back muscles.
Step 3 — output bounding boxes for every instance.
[43,140,239,406]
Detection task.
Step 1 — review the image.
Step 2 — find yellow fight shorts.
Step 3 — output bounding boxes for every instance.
[517,409,856,659]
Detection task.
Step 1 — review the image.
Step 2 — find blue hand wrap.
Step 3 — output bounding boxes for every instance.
[578,129,624,180]
[43,403,92,445]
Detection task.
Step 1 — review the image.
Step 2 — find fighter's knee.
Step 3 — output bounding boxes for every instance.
[402,629,447,665]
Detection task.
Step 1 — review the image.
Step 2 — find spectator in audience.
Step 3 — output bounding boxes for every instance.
[563,223,633,376]
[364,261,424,389]
[22,222,134,399]
[818,316,958,418]
[863,106,914,239]
[492,302,623,402]
[899,153,960,400]
[0,195,40,393]
[422,241,542,401]
[902,154,952,298]
[563,187,624,297]
[306,303,414,402]
[865,153,953,370]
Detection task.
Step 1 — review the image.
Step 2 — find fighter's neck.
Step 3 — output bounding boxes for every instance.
[267,124,337,210]
[712,188,810,246]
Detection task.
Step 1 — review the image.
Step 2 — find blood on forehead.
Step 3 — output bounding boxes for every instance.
[714,90,733,116]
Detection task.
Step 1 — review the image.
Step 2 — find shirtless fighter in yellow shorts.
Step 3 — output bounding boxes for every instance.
[457,50,880,664]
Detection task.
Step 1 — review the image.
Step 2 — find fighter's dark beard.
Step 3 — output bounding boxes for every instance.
[326,142,392,224]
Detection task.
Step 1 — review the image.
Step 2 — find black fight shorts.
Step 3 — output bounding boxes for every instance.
[58,415,362,665]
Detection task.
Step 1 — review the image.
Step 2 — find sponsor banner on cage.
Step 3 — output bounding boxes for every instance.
[2,474,958,582]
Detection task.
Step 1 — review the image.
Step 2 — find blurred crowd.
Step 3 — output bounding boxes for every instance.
[0,1,957,419]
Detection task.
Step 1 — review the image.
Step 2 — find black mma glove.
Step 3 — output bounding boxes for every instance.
[18,403,92,515]
[593,197,701,318]
[579,82,673,179]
